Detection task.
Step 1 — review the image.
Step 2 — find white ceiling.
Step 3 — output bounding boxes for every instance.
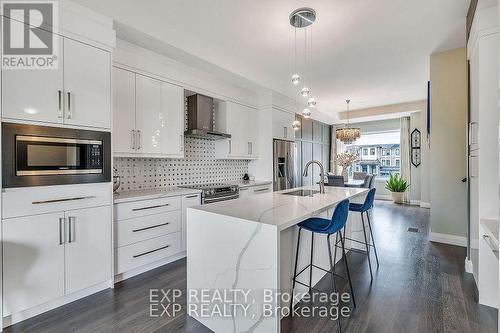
[74,0,469,122]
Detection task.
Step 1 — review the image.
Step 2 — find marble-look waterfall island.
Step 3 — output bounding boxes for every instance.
[186,186,368,333]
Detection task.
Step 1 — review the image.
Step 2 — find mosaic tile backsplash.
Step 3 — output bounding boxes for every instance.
[113,137,250,192]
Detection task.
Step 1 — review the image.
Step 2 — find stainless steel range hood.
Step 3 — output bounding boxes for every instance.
[185,94,231,140]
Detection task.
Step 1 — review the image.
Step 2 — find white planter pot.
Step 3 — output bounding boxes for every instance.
[391,192,404,204]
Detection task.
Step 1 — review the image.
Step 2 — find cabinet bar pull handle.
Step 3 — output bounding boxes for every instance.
[59,218,65,245]
[132,203,170,211]
[185,194,199,198]
[133,245,170,258]
[228,140,232,154]
[284,127,287,138]
[32,196,96,205]
[131,130,136,150]
[58,90,62,117]
[137,130,141,149]
[68,216,75,243]
[240,188,249,191]
[254,188,269,192]
[66,92,71,118]
[132,222,170,233]
[180,135,184,152]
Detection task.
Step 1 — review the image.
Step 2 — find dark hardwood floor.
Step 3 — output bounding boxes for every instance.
[5,201,498,333]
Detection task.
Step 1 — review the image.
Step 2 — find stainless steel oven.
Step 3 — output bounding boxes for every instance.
[2,123,111,188]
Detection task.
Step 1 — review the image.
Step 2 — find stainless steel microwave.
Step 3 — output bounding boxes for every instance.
[2,123,111,188]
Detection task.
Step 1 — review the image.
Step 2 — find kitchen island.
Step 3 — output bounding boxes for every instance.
[186,186,368,333]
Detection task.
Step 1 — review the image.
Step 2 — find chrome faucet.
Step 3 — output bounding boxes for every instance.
[303,160,325,194]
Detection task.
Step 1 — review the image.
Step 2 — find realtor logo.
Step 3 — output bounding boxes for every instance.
[1,1,59,69]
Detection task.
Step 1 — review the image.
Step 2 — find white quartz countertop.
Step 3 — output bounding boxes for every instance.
[192,186,368,231]
[481,217,499,249]
[230,180,272,188]
[113,187,202,204]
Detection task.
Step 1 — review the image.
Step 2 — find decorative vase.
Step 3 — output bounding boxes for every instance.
[342,168,348,182]
[391,192,404,204]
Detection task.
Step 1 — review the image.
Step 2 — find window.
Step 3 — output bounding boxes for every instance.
[344,130,401,179]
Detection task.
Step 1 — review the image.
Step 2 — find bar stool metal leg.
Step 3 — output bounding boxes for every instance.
[309,232,314,294]
[365,211,380,268]
[327,234,342,333]
[338,230,356,308]
[290,227,302,312]
[360,213,373,280]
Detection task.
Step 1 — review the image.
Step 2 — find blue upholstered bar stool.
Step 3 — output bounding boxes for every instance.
[290,199,356,326]
[344,188,379,280]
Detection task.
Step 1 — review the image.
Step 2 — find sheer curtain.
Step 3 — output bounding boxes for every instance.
[400,117,411,204]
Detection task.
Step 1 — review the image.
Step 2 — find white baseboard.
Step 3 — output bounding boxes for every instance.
[429,232,467,247]
[410,200,420,206]
[465,258,474,274]
[420,202,431,209]
[375,195,392,201]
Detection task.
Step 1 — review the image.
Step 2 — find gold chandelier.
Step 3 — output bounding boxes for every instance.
[336,100,361,144]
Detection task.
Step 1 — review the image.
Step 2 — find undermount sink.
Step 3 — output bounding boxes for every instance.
[282,189,320,197]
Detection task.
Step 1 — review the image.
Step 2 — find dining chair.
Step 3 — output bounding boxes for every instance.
[353,172,367,180]
[362,175,373,188]
[327,175,345,187]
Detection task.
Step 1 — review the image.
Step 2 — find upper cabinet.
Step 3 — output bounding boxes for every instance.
[113,67,184,158]
[215,101,259,159]
[2,29,111,129]
[272,108,295,141]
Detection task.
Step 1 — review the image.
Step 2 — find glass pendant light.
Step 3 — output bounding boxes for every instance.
[307,97,316,108]
[302,108,311,118]
[291,73,300,85]
[301,87,311,97]
[292,120,301,130]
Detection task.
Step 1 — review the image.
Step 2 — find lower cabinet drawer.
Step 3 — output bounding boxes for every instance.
[114,196,181,221]
[115,232,181,274]
[115,211,181,248]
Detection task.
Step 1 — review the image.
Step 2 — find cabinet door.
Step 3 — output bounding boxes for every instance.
[64,206,111,294]
[63,38,111,128]
[301,117,313,141]
[322,124,331,144]
[313,121,323,142]
[301,142,313,186]
[181,194,202,252]
[226,103,246,157]
[2,21,63,124]
[135,74,162,155]
[161,82,185,157]
[113,67,136,154]
[3,213,65,315]
[272,109,295,140]
[323,144,331,173]
[313,143,323,183]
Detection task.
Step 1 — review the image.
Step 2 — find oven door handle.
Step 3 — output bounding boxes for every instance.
[203,194,239,204]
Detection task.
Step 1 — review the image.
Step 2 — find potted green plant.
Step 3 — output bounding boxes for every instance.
[385,173,409,204]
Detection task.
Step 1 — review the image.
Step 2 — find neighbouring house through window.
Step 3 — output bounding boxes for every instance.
[344,130,401,179]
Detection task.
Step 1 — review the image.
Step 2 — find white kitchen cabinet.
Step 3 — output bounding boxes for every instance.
[112,70,185,157]
[136,75,162,155]
[2,29,111,129]
[2,22,64,124]
[64,206,112,294]
[239,184,272,198]
[3,213,65,315]
[181,193,202,252]
[215,101,259,159]
[161,82,185,157]
[63,38,111,129]
[113,67,136,154]
[272,108,295,141]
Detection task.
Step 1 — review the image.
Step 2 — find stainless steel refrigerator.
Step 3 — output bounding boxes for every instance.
[273,139,296,191]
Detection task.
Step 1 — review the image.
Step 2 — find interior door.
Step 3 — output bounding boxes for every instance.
[113,67,137,154]
[63,38,111,129]
[3,213,65,315]
[161,82,184,156]
[64,206,111,294]
[136,74,162,155]
[2,20,64,124]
